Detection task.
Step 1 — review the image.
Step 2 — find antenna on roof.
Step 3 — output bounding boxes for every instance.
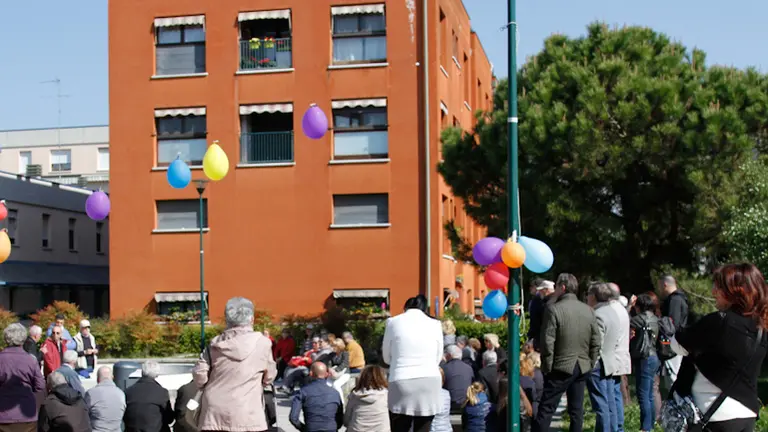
[41,78,71,181]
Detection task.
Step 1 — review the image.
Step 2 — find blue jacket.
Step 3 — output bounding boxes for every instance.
[441,359,474,410]
[55,364,86,396]
[461,392,490,432]
[289,379,343,432]
[47,324,76,351]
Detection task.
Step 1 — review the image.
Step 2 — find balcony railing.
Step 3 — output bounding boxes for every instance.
[241,131,294,164]
[239,38,293,71]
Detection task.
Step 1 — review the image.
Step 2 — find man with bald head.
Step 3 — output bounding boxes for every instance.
[85,367,126,432]
[289,362,344,431]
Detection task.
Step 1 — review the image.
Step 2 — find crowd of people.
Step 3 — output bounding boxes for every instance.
[0,263,766,432]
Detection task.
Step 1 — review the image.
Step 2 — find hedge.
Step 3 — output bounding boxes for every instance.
[0,302,528,358]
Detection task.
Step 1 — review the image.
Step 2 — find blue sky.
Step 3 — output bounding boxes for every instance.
[0,0,765,130]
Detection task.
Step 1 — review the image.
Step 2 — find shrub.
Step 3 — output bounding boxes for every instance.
[177,323,224,354]
[118,310,163,357]
[90,318,122,356]
[150,321,184,357]
[0,308,19,349]
[30,301,87,337]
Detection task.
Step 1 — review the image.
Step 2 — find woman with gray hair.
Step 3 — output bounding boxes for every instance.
[193,297,277,432]
[0,323,46,432]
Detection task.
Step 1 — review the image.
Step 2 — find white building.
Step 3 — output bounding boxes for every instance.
[0,125,110,192]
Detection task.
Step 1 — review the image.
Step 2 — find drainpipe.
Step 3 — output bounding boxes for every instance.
[422,0,432,312]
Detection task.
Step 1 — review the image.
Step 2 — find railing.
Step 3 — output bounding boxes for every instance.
[240,131,294,164]
[239,38,292,71]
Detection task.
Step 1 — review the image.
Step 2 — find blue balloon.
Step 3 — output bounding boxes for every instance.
[167,159,192,189]
[482,290,507,319]
[518,236,554,274]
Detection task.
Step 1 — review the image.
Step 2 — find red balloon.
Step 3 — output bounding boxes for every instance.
[0,202,7,222]
[484,262,510,290]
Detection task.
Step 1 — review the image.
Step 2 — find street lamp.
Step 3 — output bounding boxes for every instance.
[196,179,209,354]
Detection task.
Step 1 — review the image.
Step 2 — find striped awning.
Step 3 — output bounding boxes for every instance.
[331,4,385,15]
[154,107,206,117]
[154,15,205,28]
[332,289,389,299]
[154,292,208,303]
[331,98,387,109]
[239,103,293,115]
[440,101,449,114]
[238,10,291,21]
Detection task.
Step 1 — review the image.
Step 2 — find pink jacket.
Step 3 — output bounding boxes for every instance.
[193,326,276,431]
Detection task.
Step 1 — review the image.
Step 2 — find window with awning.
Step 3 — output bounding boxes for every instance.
[238,10,293,71]
[332,99,388,160]
[331,4,386,65]
[154,15,206,76]
[155,292,208,316]
[239,104,294,164]
[155,108,207,166]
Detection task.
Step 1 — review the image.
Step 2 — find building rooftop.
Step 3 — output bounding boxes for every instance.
[0,125,109,149]
[0,170,99,213]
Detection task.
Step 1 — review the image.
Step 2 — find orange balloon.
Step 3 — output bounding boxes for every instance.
[0,230,10,264]
[501,241,526,268]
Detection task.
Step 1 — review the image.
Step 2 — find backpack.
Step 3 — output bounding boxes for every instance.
[629,319,653,359]
[656,316,677,361]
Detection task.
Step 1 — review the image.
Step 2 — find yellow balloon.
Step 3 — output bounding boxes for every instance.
[203,141,229,181]
[0,230,11,264]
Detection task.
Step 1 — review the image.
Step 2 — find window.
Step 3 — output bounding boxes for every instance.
[155,23,206,75]
[97,148,109,171]
[439,10,447,67]
[156,199,208,231]
[19,151,31,175]
[463,53,470,101]
[333,194,389,226]
[96,222,103,253]
[50,150,71,172]
[68,218,77,251]
[442,195,451,253]
[332,104,388,159]
[42,214,51,248]
[452,30,458,60]
[7,209,17,245]
[332,6,387,64]
[156,114,207,166]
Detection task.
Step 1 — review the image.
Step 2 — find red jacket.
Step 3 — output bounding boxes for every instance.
[42,338,66,377]
[275,337,296,362]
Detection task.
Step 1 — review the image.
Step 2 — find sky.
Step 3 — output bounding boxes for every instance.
[0,0,766,130]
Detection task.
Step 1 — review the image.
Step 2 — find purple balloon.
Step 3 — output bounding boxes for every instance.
[302,104,328,140]
[472,237,505,266]
[86,191,111,221]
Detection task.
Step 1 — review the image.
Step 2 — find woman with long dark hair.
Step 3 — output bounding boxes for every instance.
[671,263,768,432]
[382,295,443,432]
[630,292,661,431]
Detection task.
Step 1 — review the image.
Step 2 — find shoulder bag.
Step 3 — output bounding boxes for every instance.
[661,328,763,431]
[185,345,212,427]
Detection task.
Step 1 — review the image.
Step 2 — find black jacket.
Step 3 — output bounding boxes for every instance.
[123,377,174,432]
[675,310,767,414]
[23,337,42,363]
[661,291,689,331]
[173,381,199,432]
[477,364,499,404]
[38,384,92,432]
[441,359,474,411]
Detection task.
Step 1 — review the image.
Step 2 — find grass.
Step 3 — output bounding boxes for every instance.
[560,366,768,431]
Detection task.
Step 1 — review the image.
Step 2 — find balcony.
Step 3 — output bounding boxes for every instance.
[240,131,294,164]
[239,38,292,71]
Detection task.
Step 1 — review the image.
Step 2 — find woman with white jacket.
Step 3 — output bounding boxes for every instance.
[382,295,444,432]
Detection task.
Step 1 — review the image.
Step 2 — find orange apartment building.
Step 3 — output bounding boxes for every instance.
[108,0,493,321]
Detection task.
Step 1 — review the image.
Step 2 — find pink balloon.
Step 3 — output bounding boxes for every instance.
[484,262,509,290]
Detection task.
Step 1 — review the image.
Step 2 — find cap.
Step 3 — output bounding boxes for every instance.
[535,280,555,291]
[306,324,314,329]
[80,319,91,328]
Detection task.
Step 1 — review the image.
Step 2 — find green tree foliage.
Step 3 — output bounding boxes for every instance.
[439,23,768,291]
[724,156,768,272]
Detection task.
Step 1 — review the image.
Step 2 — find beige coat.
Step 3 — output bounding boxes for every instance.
[193,326,276,432]
[73,332,97,370]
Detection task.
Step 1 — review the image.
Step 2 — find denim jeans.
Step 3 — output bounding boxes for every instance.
[635,355,661,431]
[586,361,623,432]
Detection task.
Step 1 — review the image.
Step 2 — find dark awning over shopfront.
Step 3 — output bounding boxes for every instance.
[0,261,109,286]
